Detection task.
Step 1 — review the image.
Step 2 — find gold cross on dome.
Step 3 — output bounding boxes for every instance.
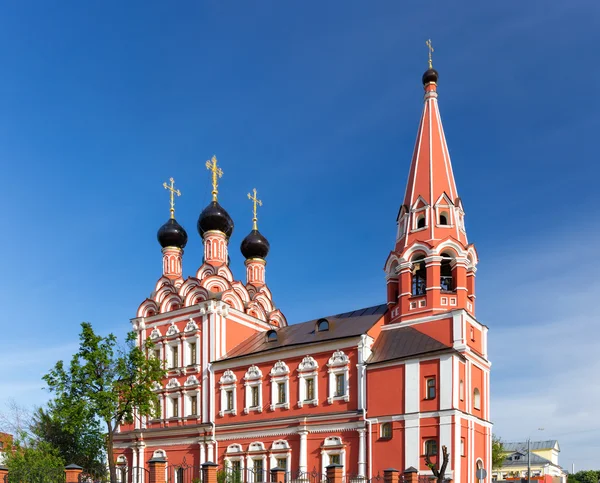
[162,177,181,219]
[205,155,223,202]
[426,39,434,69]
[247,188,262,230]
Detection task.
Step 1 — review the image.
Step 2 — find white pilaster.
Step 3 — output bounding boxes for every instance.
[200,441,206,465]
[405,360,420,413]
[439,415,453,472]
[299,430,308,472]
[404,415,420,469]
[138,443,145,483]
[358,428,367,477]
[131,447,138,483]
[207,442,214,462]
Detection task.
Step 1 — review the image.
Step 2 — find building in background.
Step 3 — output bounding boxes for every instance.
[114,59,492,483]
[0,432,13,465]
[493,441,567,483]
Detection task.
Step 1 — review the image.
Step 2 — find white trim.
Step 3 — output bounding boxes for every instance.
[404,360,420,414]
[327,350,350,403]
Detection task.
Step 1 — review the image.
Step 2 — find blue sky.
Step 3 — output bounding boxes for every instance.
[0,0,598,471]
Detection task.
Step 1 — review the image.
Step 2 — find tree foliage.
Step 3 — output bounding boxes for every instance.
[568,471,600,483]
[492,435,505,469]
[2,431,65,476]
[425,445,450,483]
[31,400,105,474]
[43,322,166,482]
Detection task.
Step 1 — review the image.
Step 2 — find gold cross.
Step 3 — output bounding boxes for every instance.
[205,155,223,202]
[247,188,262,230]
[426,39,434,69]
[162,177,181,219]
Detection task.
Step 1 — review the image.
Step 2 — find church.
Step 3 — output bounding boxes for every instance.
[114,59,492,483]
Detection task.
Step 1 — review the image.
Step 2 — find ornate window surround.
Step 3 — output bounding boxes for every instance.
[320,437,346,476]
[269,361,290,411]
[327,350,350,403]
[219,370,238,417]
[269,440,291,471]
[297,355,319,408]
[243,365,264,414]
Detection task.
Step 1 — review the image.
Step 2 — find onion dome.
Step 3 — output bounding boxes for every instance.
[157,218,188,249]
[197,200,234,238]
[422,68,439,85]
[241,229,270,259]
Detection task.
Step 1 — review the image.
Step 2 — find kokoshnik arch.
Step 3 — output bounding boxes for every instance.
[114,55,492,483]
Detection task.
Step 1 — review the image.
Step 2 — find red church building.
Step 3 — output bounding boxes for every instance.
[114,62,492,483]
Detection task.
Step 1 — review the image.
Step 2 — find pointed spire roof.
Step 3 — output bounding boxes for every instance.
[403,70,459,209]
[396,64,468,247]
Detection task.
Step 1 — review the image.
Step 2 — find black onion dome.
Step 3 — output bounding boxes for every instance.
[157,218,188,249]
[422,68,439,85]
[197,200,234,238]
[241,229,270,259]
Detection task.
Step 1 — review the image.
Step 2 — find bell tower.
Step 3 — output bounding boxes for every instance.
[384,56,478,324]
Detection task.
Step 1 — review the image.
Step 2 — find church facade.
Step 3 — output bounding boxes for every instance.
[114,64,492,483]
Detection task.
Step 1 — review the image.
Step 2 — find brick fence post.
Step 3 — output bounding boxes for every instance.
[0,465,8,483]
[64,464,83,483]
[385,468,401,483]
[326,464,343,483]
[149,457,167,483]
[202,462,219,483]
[404,467,419,483]
[271,467,286,483]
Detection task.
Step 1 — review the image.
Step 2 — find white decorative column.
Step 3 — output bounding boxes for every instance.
[299,429,308,472]
[138,443,146,483]
[131,446,138,483]
[207,442,215,462]
[199,440,206,465]
[358,428,367,477]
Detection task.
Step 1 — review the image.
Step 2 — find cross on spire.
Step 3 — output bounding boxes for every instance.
[426,39,434,69]
[247,188,262,230]
[162,177,181,219]
[205,155,223,202]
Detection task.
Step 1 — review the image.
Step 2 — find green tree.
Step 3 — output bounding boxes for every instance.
[31,399,105,475]
[568,470,600,483]
[2,431,65,480]
[44,322,166,483]
[492,435,505,469]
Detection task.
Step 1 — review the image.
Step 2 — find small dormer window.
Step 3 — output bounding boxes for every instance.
[417,216,426,229]
[439,211,449,225]
[266,330,278,342]
[317,319,329,332]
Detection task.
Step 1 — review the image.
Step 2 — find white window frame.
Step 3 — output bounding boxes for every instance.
[166,341,180,369]
[185,388,200,418]
[269,361,290,410]
[244,365,263,414]
[297,355,319,408]
[247,443,267,483]
[327,350,350,403]
[320,437,346,476]
[224,444,245,475]
[167,393,180,419]
[219,370,237,416]
[185,336,200,367]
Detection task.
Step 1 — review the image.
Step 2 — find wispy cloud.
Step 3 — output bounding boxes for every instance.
[486,219,600,470]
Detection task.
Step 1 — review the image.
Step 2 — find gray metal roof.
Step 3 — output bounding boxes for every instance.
[367,326,453,364]
[503,441,559,452]
[219,303,388,361]
[501,451,554,467]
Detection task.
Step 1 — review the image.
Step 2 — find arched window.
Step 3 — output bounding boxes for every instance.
[417,216,426,229]
[439,211,449,225]
[412,256,426,296]
[473,388,481,410]
[424,439,438,456]
[381,422,392,439]
[440,253,454,292]
[266,330,278,342]
[317,319,329,332]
